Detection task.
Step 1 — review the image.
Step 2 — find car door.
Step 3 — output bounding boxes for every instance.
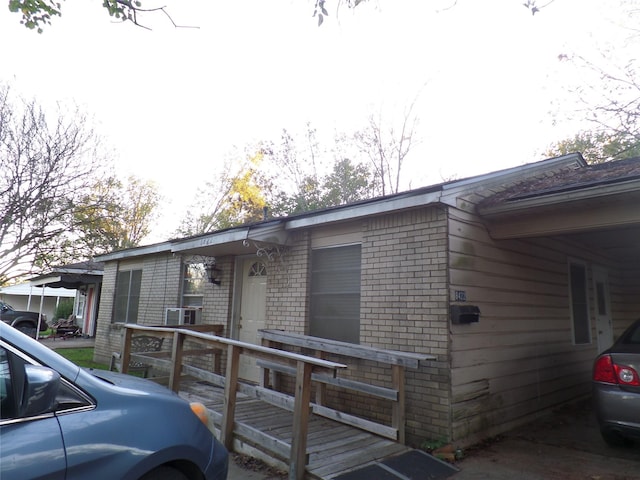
[0,346,66,480]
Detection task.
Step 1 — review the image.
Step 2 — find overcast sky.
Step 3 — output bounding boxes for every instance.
[0,0,634,242]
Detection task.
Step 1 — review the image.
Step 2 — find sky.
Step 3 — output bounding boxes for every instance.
[0,0,635,243]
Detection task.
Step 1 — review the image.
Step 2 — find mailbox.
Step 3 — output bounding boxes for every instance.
[451,305,480,324]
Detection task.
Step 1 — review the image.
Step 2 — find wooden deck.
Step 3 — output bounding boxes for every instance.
[179,379,412,479]
[117,325,439,479]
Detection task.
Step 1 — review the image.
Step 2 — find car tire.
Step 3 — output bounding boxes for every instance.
[139,466,189,480]
[15,324,36,338]
[601,429,634,447]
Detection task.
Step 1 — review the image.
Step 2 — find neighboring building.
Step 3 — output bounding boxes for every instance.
[0,283,76,323]
[30,261,104,337]
[92,154,640,446]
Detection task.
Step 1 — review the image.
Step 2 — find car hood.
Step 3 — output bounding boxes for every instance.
[80,368,181,398]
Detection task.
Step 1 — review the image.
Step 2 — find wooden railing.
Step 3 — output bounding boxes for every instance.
[118,324,347,480]
[259,329,435,444]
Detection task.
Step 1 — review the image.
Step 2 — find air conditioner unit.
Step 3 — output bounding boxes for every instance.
[164,307,201,326]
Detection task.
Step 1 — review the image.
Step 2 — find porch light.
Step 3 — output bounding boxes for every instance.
[204,261,222,286]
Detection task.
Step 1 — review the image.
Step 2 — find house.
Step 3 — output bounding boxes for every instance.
[92,153,640,446]
[29,261,104,337]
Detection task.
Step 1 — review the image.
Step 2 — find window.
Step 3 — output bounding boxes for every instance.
[310,244,361,344]
[182,263,205,308]
[249,262,267,277]
[569,261,591,345]
[0,347,14,419]
[75,292,86,322]
[1,346,92,421]
[114,269,142,323]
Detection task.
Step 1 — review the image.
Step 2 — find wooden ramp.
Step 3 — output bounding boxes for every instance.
[179,380,457,480]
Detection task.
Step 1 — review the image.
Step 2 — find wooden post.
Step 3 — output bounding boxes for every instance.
[260,338,271,388]
[213,348,222,375]
[290,361,312,480]
[221,344,240,450]
[391,364,405,444]
[121,327,133,374]
[315,350,327,406]
[169,331,185,392]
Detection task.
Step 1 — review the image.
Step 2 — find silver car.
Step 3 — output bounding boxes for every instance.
[0,322,228,480]
[592,318,640,446]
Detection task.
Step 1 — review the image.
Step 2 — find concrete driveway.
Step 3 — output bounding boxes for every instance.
[452,399,640,480]
[228,399,640,480]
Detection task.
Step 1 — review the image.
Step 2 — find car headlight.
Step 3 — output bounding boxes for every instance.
[190,401,216,434]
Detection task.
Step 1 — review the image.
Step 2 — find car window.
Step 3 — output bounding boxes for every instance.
[0,346,92,420]
[626,322,640,344]
[0,347,17,419]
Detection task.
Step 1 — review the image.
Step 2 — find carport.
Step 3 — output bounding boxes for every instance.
[29,261,104,337]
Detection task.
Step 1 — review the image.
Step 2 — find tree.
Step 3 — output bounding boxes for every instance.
[320,158,375,206]
[0,85,103,283]
[69,175,160,258]
[8,0,184,32]
[554,3,640,163]
[0,85,158,284]
[545,131,640,164]
[261,125,326,215]
[353,102,420,196]
[176,151,272,236]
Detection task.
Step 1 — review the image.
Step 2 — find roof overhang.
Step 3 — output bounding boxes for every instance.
[30,273,103,289]
[171,221,289,257]
[285,188,443,229]
[95,241,174,262]
[478,179,640,239]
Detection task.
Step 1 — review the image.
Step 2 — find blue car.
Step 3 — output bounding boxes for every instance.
[0,322,228,480]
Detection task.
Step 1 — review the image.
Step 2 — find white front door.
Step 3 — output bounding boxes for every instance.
[593,266,614,353]
[237,259,267,383]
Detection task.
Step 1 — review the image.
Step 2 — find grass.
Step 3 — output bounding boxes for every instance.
[55,348,110,371]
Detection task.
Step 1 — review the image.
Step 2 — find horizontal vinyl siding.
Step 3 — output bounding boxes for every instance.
[448,208,601,443]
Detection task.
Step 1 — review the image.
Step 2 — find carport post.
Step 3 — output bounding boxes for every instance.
[36,285,46,339]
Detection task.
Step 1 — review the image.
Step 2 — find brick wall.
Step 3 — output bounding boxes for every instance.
[266,231,310,334]
[265,207,452,445]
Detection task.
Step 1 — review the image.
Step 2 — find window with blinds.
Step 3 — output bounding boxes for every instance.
[114,269,142,323]
[310,244,361,344]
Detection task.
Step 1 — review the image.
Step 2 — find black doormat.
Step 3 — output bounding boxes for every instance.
[382,450,458,479]
[333,450,458,480]
[332,463,407,480]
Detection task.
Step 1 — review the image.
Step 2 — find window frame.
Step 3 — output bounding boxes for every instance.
[309,243,362,344]
[568,259,592,345]
[182,262,206,308]
[113,269,142,324]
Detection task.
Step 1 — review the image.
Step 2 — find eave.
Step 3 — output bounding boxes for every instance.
[479,179,640,239]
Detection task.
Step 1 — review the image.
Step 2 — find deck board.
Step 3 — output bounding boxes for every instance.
[178,380,414,479]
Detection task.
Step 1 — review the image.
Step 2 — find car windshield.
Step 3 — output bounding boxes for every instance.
[621,321,640,345]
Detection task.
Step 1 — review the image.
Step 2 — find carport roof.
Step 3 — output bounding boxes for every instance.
[478,156,640,215]
[29,261,104,288]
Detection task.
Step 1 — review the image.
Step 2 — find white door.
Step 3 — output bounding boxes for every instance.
[593,267,614,353]
[237,259,267,383]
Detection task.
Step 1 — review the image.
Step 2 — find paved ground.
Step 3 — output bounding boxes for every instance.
[452,400,640,480]
[43,338,640,479]
[225,399,640,480]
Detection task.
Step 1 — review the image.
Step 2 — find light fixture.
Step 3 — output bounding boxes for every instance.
[204,261,222,286]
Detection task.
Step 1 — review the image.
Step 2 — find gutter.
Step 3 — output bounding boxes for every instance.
[94,241,174,262]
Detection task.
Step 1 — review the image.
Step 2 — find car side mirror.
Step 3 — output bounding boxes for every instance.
[21,365,61,417]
